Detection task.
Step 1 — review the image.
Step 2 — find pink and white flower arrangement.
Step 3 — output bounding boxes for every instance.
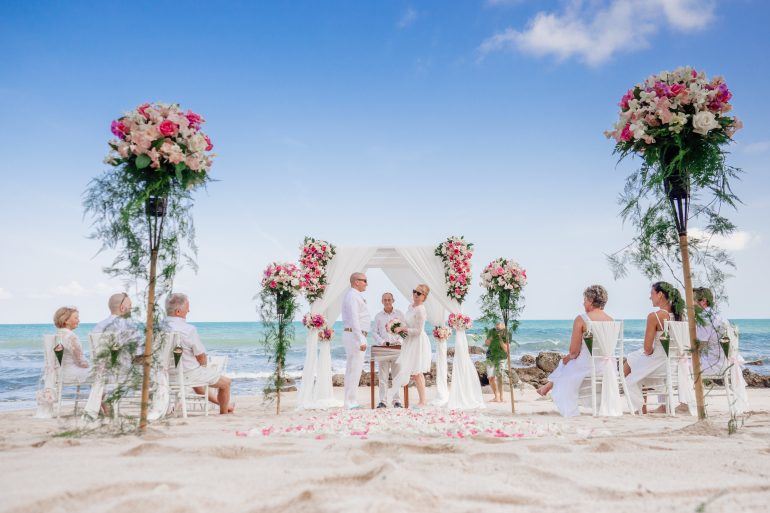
[480,258,527,293]
[386,319,407,339]
[605,67,742,153]
[261,262,303,296]
[302,313,328,330]
[448,313,473,331]
[435,236,474,303]
[299,237,337,303]
[105,102,215,186]
[432,325,451,341]
[318,327,334,342]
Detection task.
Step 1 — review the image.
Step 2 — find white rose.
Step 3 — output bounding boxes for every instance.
[188,133,207,153]
[692,111,720,136]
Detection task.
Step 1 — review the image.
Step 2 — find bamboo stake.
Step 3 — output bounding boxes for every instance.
[139,247,158,431]
[679,233,707,420]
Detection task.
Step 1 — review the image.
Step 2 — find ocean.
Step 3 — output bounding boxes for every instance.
[2,319,768,411]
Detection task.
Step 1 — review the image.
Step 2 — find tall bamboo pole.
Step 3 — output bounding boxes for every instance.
[139,248,158,431]
[679,234,707,420]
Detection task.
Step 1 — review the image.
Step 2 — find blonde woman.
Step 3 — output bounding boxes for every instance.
[392,284,432,407]
[52,307,90,383]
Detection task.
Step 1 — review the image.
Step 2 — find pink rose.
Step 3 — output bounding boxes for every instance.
[204,134,213,151]
[620,124,632,142]
[619,89,634,110]
[670,83,685,97]
[158,120,179,137]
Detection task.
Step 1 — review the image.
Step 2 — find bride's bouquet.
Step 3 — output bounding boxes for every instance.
[432,325,451,342]
[386,319,408,339]
[448,313,473,331]
[302,313,327,330]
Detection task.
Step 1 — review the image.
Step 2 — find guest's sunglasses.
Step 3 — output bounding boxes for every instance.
[412,290,423,296]
[357,278,368,283]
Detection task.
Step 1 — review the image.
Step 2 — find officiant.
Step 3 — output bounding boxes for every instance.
[372,292,405,408]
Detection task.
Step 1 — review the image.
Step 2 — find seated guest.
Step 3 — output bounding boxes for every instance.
[694,287,726,374]
[163,293,234,414]
[485,322,509,403]
[93,292,143,357]
[52,306,90,383]
[537,285,613,416]
[623,282,684,414]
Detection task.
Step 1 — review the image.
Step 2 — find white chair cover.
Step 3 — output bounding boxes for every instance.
[666,321,697,415]
[395,247,484,410]
[34,335,59,419]
[297,247,376,409]
[587,320,623,416]
[723,322,749,415]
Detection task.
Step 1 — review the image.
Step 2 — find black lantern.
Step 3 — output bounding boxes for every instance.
[145,196,167,217]
[662,148,689,236]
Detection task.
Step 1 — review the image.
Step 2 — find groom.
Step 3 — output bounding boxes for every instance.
[341,272,370,409]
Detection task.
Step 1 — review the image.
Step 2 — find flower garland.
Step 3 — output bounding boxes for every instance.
[261,262,303,295]
[435,236,473,303]
[480,258,527,293]
[300,237,336,303]
[302,313,328,330]
[605,66,741,157]
[318,327,334,342]
[448,313,473,331]
[105,102,214,187]
[432,325,451,342]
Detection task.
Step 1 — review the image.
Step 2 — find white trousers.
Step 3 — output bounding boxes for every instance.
[343,332,365,408]
[378,357,401,404]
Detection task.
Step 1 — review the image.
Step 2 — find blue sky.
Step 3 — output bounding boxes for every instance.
[1,0,768,323]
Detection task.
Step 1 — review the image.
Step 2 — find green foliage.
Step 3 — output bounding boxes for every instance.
[479,288,524,385]
[608,137,741,303]
[259,289,298,404]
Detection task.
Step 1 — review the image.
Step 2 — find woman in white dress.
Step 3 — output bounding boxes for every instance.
[53,306,91,383]
[393,284,432,407]
[537,285,613,417]
[623,281,683,414]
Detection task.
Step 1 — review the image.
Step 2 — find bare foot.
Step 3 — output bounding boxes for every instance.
[536,386,548,397]
[225,402,236,414]
[652,405,667,414]
[674,403,690,414]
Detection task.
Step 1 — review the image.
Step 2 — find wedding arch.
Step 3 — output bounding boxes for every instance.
[296,245,485,411]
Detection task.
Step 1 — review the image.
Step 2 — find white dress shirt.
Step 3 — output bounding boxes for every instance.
[163,316,207,371]
[92,314,143,353]
[341,288,371,345]
[373,309,406,346]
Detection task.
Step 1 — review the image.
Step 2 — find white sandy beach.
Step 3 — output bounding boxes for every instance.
[1,387,769,513]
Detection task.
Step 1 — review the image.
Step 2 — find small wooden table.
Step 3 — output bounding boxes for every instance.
[369,344,409,409]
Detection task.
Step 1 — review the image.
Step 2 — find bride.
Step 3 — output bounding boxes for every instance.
[392,284,432,407]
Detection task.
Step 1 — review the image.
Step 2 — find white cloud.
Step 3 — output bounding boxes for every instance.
[397,7,418,29]
[689,229,759,252]
[741,140,770,155]
[479,0,716,66]
[0,287,12,300]
[27,281,116,300]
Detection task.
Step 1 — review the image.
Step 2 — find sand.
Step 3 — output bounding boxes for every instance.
[1,387,769,513]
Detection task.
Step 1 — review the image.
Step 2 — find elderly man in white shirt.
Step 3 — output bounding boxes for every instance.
[372,292,405,408]
[341,272,370,409]
[163,293,234,414]
[92,293,142,356]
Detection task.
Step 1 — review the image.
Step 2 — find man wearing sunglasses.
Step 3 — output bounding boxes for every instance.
[341,272,371,409]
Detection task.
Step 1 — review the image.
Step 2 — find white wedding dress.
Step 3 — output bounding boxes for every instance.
[393,304,431,387]
[625,311,668,412]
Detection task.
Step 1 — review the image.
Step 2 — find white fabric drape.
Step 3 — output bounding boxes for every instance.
[297,247,376,410]
[34,335,59,418]
[432,341,449,405]
[668,321,697,415]
[589,321,623,416]
[394,247,484,410]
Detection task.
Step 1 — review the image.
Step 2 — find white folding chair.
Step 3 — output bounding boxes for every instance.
[577,320,628,416]
[165,333,211,418]
[640,321,696,416]
[44,334,89,418]
[702,322,748,416]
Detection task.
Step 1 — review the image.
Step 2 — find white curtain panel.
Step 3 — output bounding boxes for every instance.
[590,321,624,416]
[394,247,484,410]
[297,246,376,410]
[34,335,58,419]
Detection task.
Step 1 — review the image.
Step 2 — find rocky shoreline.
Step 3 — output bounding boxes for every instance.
[328,350,770,389]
